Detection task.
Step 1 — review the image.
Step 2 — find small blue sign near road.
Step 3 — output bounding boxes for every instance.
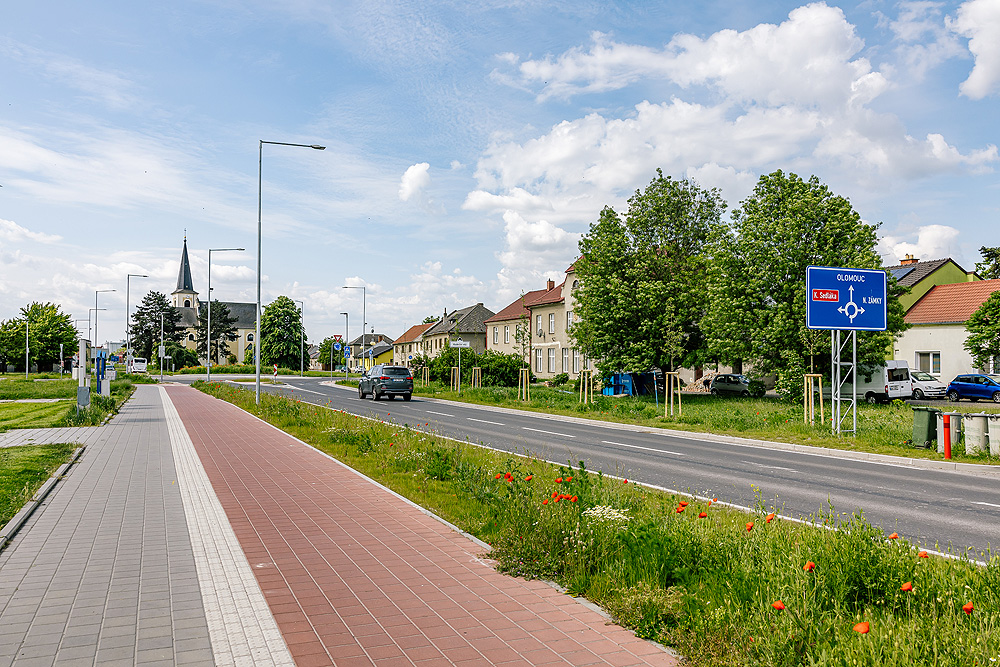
[806,266,887,331]
[344,348,351,358]
[333,343,341,351]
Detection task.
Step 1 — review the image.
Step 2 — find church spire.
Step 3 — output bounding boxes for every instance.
[176,237,195,293]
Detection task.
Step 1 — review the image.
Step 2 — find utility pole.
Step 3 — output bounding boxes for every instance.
[159,313,164,382]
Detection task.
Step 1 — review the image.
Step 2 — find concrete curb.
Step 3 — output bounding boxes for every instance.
[317,380,1000,478]
[0,446,85,551]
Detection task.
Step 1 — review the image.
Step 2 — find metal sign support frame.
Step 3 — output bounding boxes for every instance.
[830,330,857,436]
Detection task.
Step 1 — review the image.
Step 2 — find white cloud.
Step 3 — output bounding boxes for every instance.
[878,224,962,264]
[950,0,1000,99]
[398,162,431,201]
[0,218,62,244]
[881,2,964,80]
[494,211,579,301]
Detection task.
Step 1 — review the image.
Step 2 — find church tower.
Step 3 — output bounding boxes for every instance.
[171,237,200,310]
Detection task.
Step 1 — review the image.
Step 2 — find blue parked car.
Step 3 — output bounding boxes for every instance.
[946,374,1000,403]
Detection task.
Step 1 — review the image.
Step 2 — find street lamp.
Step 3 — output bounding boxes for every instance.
[256,139,326,404]
[342,284,366,364]
[87,308,107,344]
[340,312,349,382]
[126,274,149,372]
[94,289,116,354]
[24,313,29,379]
[207,247,244,382]
[295,299,305,376]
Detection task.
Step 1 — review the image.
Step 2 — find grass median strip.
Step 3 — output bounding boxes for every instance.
[198,381,999,666]
[0,443,77,527]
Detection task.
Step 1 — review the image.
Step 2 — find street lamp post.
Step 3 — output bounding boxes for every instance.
[126,274,149,372]
[94,289,116,356]
[256,140,326,404]
[24,315,29,379]
[295,299,305,376]
[207,247,244,382]
[87,308,106,344]
[342,284,366,368]
[340,312,349,382]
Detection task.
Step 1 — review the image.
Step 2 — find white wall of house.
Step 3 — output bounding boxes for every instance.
[894,323,974,382]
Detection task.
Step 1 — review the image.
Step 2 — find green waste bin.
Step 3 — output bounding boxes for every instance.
[912,406,940,448]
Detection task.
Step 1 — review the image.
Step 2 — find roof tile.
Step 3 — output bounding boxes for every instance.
[905,279,1000,324]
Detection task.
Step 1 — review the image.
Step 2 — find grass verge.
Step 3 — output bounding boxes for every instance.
[0,443,76,526]
[0,403,75,432]
[196,381,999,667]
[391,381,999,464]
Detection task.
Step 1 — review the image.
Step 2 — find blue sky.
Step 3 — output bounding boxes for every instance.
[2,0,998,346]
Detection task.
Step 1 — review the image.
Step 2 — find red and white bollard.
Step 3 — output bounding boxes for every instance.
[943,413,952,460]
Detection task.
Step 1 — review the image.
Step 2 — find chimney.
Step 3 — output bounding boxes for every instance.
[900,254,918,266]
[546,279,555,291]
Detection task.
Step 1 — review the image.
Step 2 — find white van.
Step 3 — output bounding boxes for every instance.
[132,357,148,373]
[857,360,911,404]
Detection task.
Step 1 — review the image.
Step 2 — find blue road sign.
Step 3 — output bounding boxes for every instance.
[806,266,887,331]
[344,348,351,358]
[334,343,342,351]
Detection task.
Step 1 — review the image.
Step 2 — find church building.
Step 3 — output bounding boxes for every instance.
[172,238,257,364]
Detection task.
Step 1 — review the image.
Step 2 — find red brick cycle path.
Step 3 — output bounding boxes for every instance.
[166,385,679,667]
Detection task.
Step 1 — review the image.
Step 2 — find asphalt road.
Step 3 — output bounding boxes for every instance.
[175,374,1000,559]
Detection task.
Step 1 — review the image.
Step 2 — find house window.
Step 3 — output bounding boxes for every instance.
[547,348,555,373]
[562,348,569,372]
[504,326,509,344]
[184,299,191,307]
[548,313,555,334]
[247,333,254,341]
[535,348,543,372]
[573,349,580,374]
[572,280,579,289]
[536,315,542,336]
[188,333,195,341]
[566,311,573,329]
[493,327,498,344]
[916,352,941,375]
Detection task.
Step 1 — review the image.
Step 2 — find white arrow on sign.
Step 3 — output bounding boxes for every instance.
[837,285,866,324]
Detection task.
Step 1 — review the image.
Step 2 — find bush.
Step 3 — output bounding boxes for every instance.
[551,373,569,385]
[748,379,766,398]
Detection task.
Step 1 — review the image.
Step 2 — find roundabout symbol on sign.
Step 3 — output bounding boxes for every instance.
[837,285,865,324]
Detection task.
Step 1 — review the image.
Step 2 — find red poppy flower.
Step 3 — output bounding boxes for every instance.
[504,472,513,481]
[771,601,785,611]
[623,479,628,484]
[888,532,899,539]
[555,477,563,483]
[676,507,685,514]
[566,476,572,481]
[765,513,775,523]
[525,475,533,481]
[900,582,913,592]
[803,561,816,572]
[389,443,394,446]
[918,551,929,558]
[698,512,707,518]
[746,522,754,532]
[542,499,549,505]
[679,501,689,507]
[571,496,578,502]
[853,622,870,634]
[963,602,974,615]
[554,496,562,503]
[494,473,503,479]
[551,492,558,498]
[712,497,718,502]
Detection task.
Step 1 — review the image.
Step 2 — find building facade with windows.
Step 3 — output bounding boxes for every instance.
[894,279,1000,381]
[393,323,433,367]
[484,289,547,361]
[420,303,495,359]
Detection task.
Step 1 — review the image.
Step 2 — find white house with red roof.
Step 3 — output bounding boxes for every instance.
[894,278,1000,382]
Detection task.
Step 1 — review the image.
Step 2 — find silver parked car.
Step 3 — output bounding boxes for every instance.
[710,373,750,397]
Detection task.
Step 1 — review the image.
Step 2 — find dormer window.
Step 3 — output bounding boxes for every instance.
[247,333,254,342]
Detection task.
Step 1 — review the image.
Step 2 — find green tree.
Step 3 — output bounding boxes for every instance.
[705,170,908,400]
[196,300,239,365]
[317,336,346,370]
[130,291,182,360]
[964,292,1000,370]
[975,246,1000,280]
[422,315,440,324]
[164,341,200,369]
[572,170,725,376]
[0,303,77,372]
[260,296,306,370]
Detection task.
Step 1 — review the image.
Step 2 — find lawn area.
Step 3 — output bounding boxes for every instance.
[0,378,77,400]
[0,402,74,432]
[389,381,1000,464]
[196,381,999,667]
[0,443,76,526]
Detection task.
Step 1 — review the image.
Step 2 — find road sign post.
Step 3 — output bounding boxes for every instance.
[806,266,887,437]
[449,339,471,393]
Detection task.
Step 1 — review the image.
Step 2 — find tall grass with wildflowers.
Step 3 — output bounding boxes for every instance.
[197,382,998,666]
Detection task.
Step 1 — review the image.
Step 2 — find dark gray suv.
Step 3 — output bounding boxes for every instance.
[359,365,413,401]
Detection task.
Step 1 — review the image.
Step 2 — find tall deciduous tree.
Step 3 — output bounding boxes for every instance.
[975,246,1000,280]
[0,303,78,371]
[705,170,908,399]
[571,170,725,375]
[196,301,239,364]
[260,296,306,369]
[964,292,1000,371]
[129,291,182,360]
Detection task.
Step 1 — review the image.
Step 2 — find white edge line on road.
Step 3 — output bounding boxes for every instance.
[468,418,505,426]
[522,427,575,438]
[601,440,683,456]
[972,501,1000,509]
[426,410,454,417]
[289,387,324,395]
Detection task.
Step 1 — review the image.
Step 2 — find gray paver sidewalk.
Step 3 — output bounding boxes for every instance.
[0,386,214,666]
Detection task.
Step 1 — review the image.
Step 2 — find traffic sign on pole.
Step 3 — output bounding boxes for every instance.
[805,266,887,331]
[334,343,342,351]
